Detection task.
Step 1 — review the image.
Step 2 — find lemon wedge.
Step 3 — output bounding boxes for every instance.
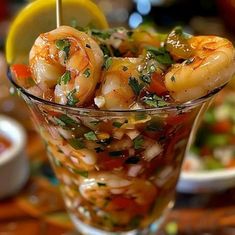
[6,0,108,64]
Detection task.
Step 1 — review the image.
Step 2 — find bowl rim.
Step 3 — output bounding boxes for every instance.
[0,115,26,165]
[181,168,235,181]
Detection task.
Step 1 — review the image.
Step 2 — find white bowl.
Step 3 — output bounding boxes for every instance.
[177,168,235,193]
[0,115,29,199]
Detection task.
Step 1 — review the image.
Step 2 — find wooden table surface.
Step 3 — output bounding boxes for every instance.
[1,131,235,235]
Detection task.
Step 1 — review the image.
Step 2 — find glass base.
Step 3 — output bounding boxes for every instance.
[69,201,174,235]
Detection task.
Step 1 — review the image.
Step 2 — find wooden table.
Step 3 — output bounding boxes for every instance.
[1,131,235,235]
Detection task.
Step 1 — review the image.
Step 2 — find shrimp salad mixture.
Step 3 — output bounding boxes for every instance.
[10,25,235,232]
[11,25,235,109]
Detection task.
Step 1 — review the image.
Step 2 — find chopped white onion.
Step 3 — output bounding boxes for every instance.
[94,95,105,108]
[126,130,140,140]
[143,142,162,161]
[128,164,142,177]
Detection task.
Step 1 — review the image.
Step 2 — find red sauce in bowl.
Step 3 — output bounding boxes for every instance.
[0,135,11,154]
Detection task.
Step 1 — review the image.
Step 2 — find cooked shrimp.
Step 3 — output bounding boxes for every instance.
[165,36,235,102]
[95,57,142,110]
[29,26,103,106]
[79,172,157,209]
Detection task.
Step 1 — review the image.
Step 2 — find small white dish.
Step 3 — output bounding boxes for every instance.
[177,167,235,193]
[0,115,29,199]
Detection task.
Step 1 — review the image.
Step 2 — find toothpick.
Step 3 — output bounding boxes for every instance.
[56,0,62,28]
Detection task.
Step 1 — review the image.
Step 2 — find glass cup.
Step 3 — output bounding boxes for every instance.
[8,71,223,235]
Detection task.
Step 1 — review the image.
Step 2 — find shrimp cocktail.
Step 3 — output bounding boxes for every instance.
[7,2,235,234]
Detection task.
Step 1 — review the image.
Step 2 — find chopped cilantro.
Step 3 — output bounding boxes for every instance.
[97,182,107,187]
[125,156,140,164]
[67,89,79,106]
[103,57,112,70]
[100,44,111,57]
[112,121,123,128]
[142,94,169,108]
[91,29,111,40]
[146,46,173,65]
[146,122,162,131]
[58,71,71,85]
[55,39,70,60]
[72,169,88,178]
[122,66,128,71]
[170,76,176,82]
[68,138,85,149]
[57,114,78,127]
[84,131,97,141]
[128,77,144,96]
[133,136,144,150]
[83,68,91,78]
[140,74,151,84]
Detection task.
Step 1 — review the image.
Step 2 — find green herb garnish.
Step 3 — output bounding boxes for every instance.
[72,169,88,178]
[140,74,151,84]
[133,136,144,150]
[57,114,78,127]
[67,89,79,106]
[142,94,169,108]
[146,46,173,65]
[58,71,71,85]
[128,77,144,96]
[100,44,111,57]
[68,138,85,149]
[55,39,70,60]
[84,131,97,141]
[103,57,112,70]
[91,29,111,40]
[83,68,91,78]
[112,121,123,128]
[170,76,176,82]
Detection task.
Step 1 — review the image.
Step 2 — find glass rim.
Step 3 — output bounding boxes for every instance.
[7,68,224,114]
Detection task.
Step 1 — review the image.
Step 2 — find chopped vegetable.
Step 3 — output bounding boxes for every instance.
[67,89,79,106]
[68,138,85,149]
[128,77,144,95]
[55,39,70,60]
[84,131,97,141]
[58,71,71,85]
[133,136,144,150]
[146,46,173,65]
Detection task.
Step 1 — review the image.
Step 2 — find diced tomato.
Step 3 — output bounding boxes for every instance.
[11,64,31,79]
[110,196,135,210]
[166,113,190,126]
[211,120,232,133]
[148,73,168,95]
[11,64,34,88]
[102,157,124,170]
